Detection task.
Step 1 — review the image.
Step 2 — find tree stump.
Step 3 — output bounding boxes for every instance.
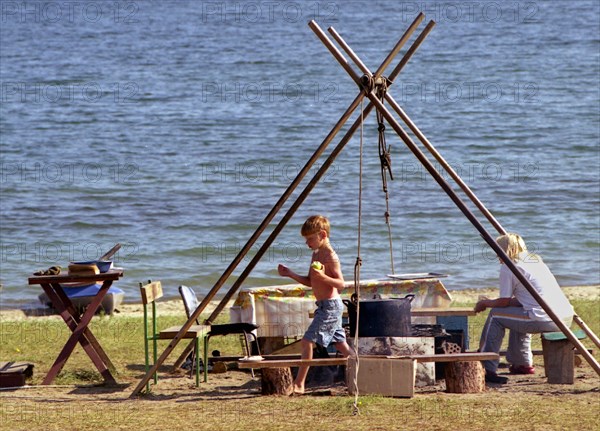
[444,361,485,393]
[542,337,574,384]
[261,367,293,396]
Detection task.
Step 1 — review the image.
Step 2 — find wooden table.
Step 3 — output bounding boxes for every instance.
[310,306,476,351]
[411,307,476,317]
[28,269,124,385]
[310,307,476,318]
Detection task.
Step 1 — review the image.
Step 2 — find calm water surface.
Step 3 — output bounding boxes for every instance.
[1,1,598,307]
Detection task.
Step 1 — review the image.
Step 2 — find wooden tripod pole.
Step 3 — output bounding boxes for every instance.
[328,21,600,362]
[129,92,363,396]
[129,13,428,398]
[332,24,600,356]
[207,14,429,323]
[327,26,506,236]
[311,20,600,376]
[573,315,600,350]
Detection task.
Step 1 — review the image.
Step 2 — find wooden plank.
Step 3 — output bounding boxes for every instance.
[359,352,499,363]
[414,352,498,363]
[28,269,123,285]
[158,325,210,339]
[238,352,499,369]
[140,281,163,304]
[500,349,593,356]
[309,307,476,318]
[238,357,348,369]
[191,354,305,363]
[411,307,476,317]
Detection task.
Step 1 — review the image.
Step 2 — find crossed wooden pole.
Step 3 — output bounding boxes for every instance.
[131,14,599,396]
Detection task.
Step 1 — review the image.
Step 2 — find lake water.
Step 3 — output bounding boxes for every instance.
[1,1,599,307]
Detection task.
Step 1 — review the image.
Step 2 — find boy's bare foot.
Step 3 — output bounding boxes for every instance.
[292,384,305,395]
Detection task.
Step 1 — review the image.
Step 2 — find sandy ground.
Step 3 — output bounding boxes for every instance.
[0,284,598,429]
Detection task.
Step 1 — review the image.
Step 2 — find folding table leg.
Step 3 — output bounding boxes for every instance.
[52,283,117,372]
[42,282,116,385]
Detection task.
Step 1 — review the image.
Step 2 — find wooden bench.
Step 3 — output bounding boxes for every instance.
[238,352,498,395]
[238,357,347,395]
[239,357,348,369]
[542,329,587,384]
[237,352,497,368]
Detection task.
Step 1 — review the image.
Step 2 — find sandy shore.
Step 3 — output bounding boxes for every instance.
[1,285,597,322]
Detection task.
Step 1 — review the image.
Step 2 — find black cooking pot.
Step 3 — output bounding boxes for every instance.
[343,294,414,337]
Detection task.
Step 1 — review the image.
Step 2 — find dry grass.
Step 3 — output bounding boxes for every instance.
[0,294,599,431]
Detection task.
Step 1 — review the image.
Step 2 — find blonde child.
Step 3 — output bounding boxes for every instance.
[475,233,574,384]
[278,215,353,394]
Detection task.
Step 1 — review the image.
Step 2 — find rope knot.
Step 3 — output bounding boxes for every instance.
[360,74,375,93]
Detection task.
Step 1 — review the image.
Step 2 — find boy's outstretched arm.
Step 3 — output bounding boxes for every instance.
[278,264,311,286]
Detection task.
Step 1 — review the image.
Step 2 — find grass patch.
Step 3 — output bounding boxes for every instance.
[0,298,598,431]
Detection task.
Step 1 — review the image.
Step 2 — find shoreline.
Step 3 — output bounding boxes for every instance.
[1,284,598,322]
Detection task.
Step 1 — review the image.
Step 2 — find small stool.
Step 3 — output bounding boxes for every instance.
[541,329,587,384]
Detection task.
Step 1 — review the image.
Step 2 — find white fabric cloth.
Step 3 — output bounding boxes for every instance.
[499,252,573,323]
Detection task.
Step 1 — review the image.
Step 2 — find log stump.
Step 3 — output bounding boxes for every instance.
[542,337,574,384]
[261,367,293,396]
[444,361,485,393]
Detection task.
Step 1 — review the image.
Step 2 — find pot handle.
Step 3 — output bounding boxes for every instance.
[403,294,416,303]
[342,299,354,309]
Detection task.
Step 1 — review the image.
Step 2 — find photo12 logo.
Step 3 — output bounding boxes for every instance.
[1,82,139,104]
[1,162,139,185]
[397,81,539,104]
[0,242,139,264]
[199,161,338,185]
[399,2,539,24]
[1,2,140,24]
[200,81,339,104]
[199,2,339,24]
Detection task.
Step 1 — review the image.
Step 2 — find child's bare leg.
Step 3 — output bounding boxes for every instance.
[294,338,313,394]
[334,341,354,358]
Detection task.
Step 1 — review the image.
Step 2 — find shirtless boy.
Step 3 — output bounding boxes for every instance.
[278,215,353,394]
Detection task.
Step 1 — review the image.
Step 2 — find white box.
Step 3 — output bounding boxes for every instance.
[349,336,435,386]
[347,356,416,398]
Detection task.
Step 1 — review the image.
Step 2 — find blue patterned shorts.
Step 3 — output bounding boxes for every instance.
[303,297,346,347]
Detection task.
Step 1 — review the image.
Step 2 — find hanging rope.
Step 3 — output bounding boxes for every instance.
[351,97,365,416]
[375,80,396,274]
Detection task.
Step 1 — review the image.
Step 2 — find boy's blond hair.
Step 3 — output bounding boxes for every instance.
[496,233,528,261]
[301,215,330,237]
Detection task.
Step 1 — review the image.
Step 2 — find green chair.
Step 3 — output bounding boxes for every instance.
[140,280,208,391]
